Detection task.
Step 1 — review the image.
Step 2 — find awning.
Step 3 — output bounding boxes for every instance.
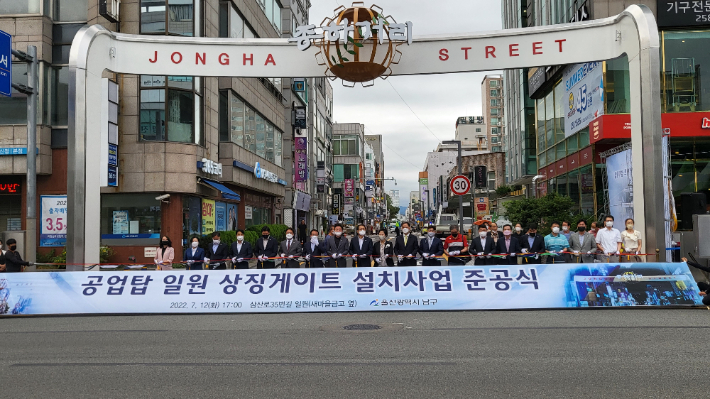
[200,179,241,201]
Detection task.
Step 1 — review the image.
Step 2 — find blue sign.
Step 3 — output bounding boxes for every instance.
[101,233,161,239]
[366,180,375,186]
[107,165,118,187]
[0,147,38,156]
[0,30,11,97]
[108,144,118,167]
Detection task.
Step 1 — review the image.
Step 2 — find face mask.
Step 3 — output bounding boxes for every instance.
[479,231,487,238]
[515,227,522,232]
[237,235,244,241]
[503,230,511,236]
[552,227,560,234]
[606,221,613,228]
[335,231,342,237]
[427,231,435,237]
[191,241,199,248]
[626,224,634,229]
[358,230,366,236]
[286,233,294,239]
[161,240,169,246]
[578,226,586,232]
[529,232,536,237]
[262,234,269,239]
[213,240,220,245]
[562,226,569,231]
[451,232,459,238]
[379,235,386,241]
[402,228,410,234]
[9,245,16,251]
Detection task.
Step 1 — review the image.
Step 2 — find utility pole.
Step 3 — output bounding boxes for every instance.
[12,46,38,264]
[442,140,462,234]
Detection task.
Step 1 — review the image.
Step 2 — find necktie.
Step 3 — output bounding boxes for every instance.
[287,240,291,251]
[404,235,408,245]
[506,239,510,252]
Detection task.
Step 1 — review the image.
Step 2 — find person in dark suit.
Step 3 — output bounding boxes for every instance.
[420,225,444,266]
[326,224,349,268]
[372,229,395,266]
[230,229,253,269]
[304,229,327,268]
[496,224,522,265]
[520,223,545,264]
[394,222,419,266]
[349,224,374,267]
[471,224,496,265]
[205,231,230,270]
[279,227,303,269]
[183,236,206,270]
[512,223,526,241]
[255,226,280,269]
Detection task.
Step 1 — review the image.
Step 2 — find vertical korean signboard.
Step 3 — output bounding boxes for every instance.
[215,202,227,231]
[295,136,307,182]
[202,199,215,234]
[564,62,604,137]
[344,179,354,198]
[0,30,11,97]
[40,196,67,247]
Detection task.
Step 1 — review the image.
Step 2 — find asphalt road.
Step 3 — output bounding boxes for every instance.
[3,309,710,398]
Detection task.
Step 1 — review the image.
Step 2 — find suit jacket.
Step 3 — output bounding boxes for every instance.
[280,238,303,268]
[372,239,395,266]
[183,247,206,270]
[230,241,253,269]
[207,243,230,269]
[326,235,350,268]
[568,232,596,263]
[394,234,419,257]
[520,235,545,253]
[304,239,327,268]
[495,236,522,265]
[154,246,175,269]
[349,236,374,267]
[471,236,495,265]
[256,236,280,267]
[420,236,444,266]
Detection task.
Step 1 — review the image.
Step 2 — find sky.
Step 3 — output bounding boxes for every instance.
[308,0,503,207]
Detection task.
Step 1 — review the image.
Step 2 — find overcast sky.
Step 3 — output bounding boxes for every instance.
[308,0,503,208]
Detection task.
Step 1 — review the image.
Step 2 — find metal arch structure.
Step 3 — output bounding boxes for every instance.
[68,5,664,268]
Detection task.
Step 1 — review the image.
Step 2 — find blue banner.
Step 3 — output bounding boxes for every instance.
[0,263,702,315]
[215,202,227,231]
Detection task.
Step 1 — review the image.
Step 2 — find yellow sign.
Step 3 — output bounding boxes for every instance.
[202,199,216,234]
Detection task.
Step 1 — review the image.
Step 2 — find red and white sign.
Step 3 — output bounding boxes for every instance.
[450,175,471,196]
[591,112,710,143]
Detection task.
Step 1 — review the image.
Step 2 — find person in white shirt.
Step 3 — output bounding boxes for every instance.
[620,218,643,263]
[596,215,622,263]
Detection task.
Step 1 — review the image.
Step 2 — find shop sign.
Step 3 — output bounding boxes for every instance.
[108,144,118,167]
[344,179,354,197]
[564,61,603,137]
[0,29,10,97]
[40,195,68,247]
[591,112,710,143]
[293,191,311,212]
[475,197,489,218]
[657,0,710,28]
[144,247,157,258]
[332,194,341,215]
[0,182,20,193]
[202,199,216,233]
[703,117,710,128]
[295,137,308,182]
[200,158,223,177]
[245,205,253,220]
[215,202,227,231]
[107,166,118,187]
[254,161,279,183]
[0,147,32,155]
[527,67,546,95]
[112,210,129,234]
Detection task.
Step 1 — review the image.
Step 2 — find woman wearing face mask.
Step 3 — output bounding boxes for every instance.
[372,229,395,266]
[183,236,206,270]
[230,229,253,269]
[620,218,643,263]
[512,223,526,241]
[154,235,174,270]
[349,224,374,267]
[279,227,303,269]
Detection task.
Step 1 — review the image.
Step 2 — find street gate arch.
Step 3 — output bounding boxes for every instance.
[67,5,664,268]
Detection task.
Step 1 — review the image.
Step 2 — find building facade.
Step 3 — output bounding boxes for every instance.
[365,134,386,225]
[445,152,506,218]
[481,74,505,153]
[332,122,365,227]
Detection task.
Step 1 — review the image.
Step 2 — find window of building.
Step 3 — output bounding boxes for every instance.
[101,194,162,240]
[257,0,282,33]
[492,127,500,134]
[491,117,500,125]
[219,2,257,38]
[246,206,272,227]
[491,108,499,115]
[141,0,195,36]
[490,80,499,87]
[605,56,630,114]
[553,82,565,144]
[219,90,283,166]
[487,171,496,190]
[490,99,499,107]
[53,0,88,21]
[490,89,499,97]
[662,31,710,113]
[0,0,41,14]
[475,128,481,132]
[333,135,359,156]
[333,164,358,182]
[0,63,29,125]
[140,75,202,144]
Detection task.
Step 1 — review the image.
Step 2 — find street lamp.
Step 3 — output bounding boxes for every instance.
[442,140,463,234]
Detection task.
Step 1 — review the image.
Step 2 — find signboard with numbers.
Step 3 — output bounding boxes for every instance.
[40,195,68,247]
[658,0,710,27]
[450,175,471,196]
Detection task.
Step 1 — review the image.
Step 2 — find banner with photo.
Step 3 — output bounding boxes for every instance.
[0,263,701,316]
[564,61,604,137]
[606,148,634,224]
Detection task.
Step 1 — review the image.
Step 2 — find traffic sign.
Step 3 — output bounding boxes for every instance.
[450,175,470,196]
[0,30,11,97]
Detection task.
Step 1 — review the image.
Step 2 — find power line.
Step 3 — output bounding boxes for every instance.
[387,80,443,141]
[365,126,421,169]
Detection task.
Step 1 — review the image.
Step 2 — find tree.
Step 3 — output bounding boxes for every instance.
[503,192,595,234]
[386,194,399,220]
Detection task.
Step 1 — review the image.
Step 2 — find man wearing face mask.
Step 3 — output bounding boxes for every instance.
[596,215,622,263]
[420,225,444,266]
[326,224,349,268]
[568,220,596,263]
[2,238,31,272]
[280,227,303,269]
[544,222,570,264]
[394,222,419,266]
[349,224,374,267]
[521,223,545,264]
[444,224,469,266]
[372,229,395,266]
[230,229,253,269]
[470,224,495,265]
[496,224,522,265]
[205,232,230,270]
[256,226,280,269]
[561,221,572,241]
[304,229,327,268]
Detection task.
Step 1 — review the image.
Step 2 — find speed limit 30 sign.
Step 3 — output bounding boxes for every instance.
[450,175,471,196]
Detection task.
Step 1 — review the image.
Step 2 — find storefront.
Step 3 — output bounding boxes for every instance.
[0,176,22,233]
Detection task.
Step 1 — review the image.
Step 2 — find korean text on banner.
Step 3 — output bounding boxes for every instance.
[40,196,68,247]
[202,199,216,234]
[563,61,604,137]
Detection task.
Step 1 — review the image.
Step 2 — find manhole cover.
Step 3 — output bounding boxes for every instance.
[342,324,382,331]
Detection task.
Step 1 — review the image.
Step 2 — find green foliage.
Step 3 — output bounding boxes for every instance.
[386,194,399,218]
[495,185,512,196]
[36,249,57,264]
[503,192,595,235]
[45,246,113,267]
[245,224,290,242]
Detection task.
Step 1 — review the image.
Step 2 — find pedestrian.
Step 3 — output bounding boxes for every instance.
[230,229,253,269]
[394,221,418,266]
[154,235,174,270]
[279,227,302,269]
[561,221,572,241]
[681,257,710,308]
[183,236,206,270]
[349,224,373,267]
[298,219,308,246]
[256,226,279,269]
[521,223,545,264]
[496,224,522,265]
[544,222,570,264]
[372,228,395,266]
[205,231,230,270]
[2,239,32,272]
[589,221,600,239]
[326,224,349,268]
[444,224,469,266]
[471,224,495,265]
[596,215,622,262]
[568,220,596,263]
[620,218,643,262]
[304,229,327,268]
[394,225,400,236]
[420,225,444,266]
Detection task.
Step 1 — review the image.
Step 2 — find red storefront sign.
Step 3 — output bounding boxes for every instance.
[566,152,580,171]
[579,146,593,166]
[590,112,710,143]
[555,159,567,176]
